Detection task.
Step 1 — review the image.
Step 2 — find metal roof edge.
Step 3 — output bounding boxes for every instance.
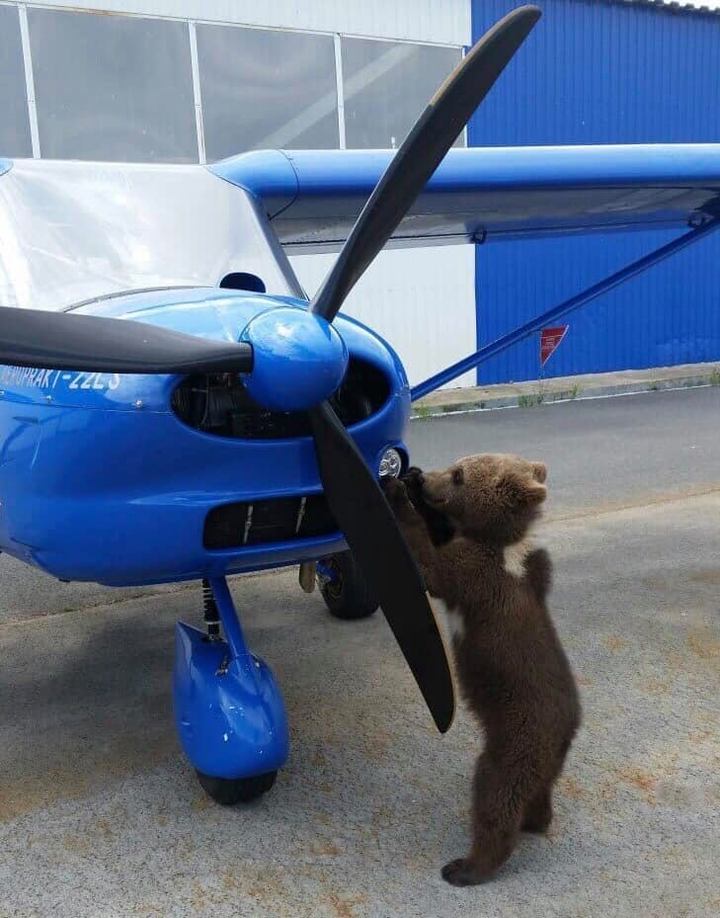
[603,0,720,19]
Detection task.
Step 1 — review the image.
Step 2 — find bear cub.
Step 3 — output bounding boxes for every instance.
[384,454,580,886]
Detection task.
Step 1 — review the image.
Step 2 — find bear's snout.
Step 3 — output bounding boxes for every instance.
[420,472,449,506]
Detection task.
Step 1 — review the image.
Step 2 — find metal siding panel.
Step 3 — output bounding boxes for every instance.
[470,0,720,383]
[0,5,32,157]
[22,1,471,44]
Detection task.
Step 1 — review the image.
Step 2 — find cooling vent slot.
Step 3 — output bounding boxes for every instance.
[204,495,337,549]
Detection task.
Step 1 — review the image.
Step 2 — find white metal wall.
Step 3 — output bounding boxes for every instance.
[291,248,476,391]
[28,0,470,44]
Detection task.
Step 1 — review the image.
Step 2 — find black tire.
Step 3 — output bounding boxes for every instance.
[319,551,379,620]
[196,770,277,805]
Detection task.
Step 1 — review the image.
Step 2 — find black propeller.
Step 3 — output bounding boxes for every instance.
[0,6,541,733]
[311,5,541,323]
[309,402,455,730]
[305,5,540,732]
[0,306,253,375]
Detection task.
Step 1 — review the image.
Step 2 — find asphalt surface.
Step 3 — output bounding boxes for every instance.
[1,386,719,917]
[409,386,720,516]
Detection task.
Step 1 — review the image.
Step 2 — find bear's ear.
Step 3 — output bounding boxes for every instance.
[531,461,547,483]
[516,478,547,506]
[501,471,547,506]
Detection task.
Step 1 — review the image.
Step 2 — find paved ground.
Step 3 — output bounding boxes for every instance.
[1,387,719,917]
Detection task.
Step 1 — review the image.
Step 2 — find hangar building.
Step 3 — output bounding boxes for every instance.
[1,0,717,388]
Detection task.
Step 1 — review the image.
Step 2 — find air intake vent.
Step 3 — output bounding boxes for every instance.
[204,495,337,549]
[172,356,390,440]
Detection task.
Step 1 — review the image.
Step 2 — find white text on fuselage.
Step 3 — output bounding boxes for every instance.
[0,367,121,391]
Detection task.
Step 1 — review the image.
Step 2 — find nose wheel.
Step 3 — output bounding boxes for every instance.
[174,577,289,806]
[316,551,379,620]
[195,770,277,805]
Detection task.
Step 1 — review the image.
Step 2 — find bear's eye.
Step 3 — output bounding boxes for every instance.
[452,467,464,486]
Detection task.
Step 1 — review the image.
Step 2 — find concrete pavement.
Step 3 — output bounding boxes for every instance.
[1,387,719,917]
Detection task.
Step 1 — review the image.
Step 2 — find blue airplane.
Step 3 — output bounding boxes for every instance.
[1,6,719,804]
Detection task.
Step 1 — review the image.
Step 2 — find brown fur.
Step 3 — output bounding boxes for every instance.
[384,453,580,886]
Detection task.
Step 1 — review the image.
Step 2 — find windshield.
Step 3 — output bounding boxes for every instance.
[0,159,296,311]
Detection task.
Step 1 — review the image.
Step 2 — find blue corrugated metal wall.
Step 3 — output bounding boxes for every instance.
[469,0,720,383]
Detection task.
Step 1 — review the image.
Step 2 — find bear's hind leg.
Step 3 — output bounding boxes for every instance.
[522,786,553,833]
[442,751,537,886]
[522,732,576,834]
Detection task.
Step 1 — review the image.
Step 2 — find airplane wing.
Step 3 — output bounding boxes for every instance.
[211,144,720,252]
[4,145,720,310]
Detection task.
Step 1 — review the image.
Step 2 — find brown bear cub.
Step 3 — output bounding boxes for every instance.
[383,454,580,886]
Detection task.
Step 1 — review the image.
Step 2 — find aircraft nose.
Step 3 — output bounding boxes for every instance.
[240,305,348,411]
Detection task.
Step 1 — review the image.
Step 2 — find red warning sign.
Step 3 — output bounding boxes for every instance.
[540,325,569,366]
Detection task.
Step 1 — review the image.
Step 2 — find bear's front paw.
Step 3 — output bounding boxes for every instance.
[403,466,424,483]
[401,466,424,503]
[441,857,490,887]
[382,476,410,510]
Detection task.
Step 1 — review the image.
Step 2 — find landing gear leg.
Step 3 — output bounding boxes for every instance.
[173,576,289,805]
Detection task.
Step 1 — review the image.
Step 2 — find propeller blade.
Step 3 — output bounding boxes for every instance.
[311,5,540,322]
[0,306,253,375]
[309,400,454,733]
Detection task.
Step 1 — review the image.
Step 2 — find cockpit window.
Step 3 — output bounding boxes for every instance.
[0,159,294,310]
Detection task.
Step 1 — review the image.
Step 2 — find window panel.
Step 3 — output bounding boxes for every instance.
[341,38,464,149]
[28,8,197,162]
[197,25,339,161]
[0,5,32,157]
